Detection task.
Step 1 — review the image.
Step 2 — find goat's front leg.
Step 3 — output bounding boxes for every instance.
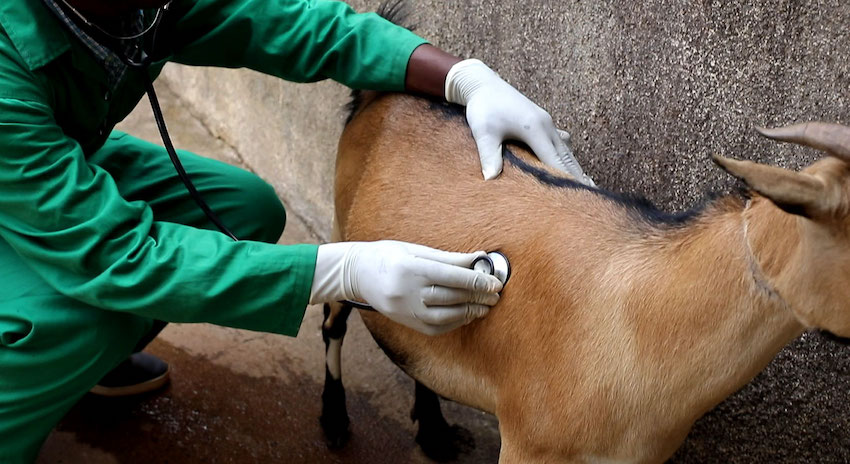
[320,302,353,448]
[411,380,476,461]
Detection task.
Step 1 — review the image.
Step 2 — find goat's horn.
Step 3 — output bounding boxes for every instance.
[756,122,850,161]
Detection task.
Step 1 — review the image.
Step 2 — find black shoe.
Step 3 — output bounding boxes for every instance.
[90,352,171,397]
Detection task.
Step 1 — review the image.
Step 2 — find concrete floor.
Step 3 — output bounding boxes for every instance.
[35,83,501,463]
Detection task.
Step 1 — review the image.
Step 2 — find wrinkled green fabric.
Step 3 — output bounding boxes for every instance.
[0,131,297,463]
[0,0,427,461]
[0,0,426,334]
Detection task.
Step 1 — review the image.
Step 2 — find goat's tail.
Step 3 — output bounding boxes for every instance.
[345,0,417,126]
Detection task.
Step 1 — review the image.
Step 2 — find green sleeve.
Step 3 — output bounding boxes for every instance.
[0,95,317,336]
[167,0,428,90]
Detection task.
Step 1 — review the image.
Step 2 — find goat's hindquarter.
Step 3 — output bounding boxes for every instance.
[335,94,804,461]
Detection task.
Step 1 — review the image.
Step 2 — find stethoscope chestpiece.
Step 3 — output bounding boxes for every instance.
[471,251,512,287]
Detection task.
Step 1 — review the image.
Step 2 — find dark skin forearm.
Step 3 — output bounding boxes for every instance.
[405,44,462,100]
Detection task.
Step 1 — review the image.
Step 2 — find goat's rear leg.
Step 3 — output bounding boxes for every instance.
[411,381,476,461]
[320,302,353,448]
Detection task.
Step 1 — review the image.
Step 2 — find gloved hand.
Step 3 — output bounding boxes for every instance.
[445,59,591,182]
[309,241,502,336]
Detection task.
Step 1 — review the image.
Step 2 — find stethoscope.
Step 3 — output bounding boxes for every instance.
[51,0,511,311]
[345,251,511,311]
[54,0,240,241]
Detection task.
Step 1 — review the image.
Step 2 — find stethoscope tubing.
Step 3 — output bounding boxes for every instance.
[111,2,241,241]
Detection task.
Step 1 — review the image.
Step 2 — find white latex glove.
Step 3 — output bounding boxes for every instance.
[556,129,596,187]
[309,241,502,336]
[446,59,593,184]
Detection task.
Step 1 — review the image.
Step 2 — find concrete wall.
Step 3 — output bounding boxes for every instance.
[158,67,347,237]
[159,0,850,461]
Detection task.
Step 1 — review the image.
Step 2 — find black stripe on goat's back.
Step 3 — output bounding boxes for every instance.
[345,1,740,229]
[428,100,466,121]
[345,89,732,229]
[502,147,740,228]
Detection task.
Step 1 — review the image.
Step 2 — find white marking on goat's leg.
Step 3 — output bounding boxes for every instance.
[320,303,352,448]
[323,302,349,381]
[327,338,342,380]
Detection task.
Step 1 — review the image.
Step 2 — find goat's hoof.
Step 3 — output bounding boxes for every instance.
[416,424,475,462]
[319,412,351,449]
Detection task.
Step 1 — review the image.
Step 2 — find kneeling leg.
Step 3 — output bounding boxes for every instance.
[0,291,153,463]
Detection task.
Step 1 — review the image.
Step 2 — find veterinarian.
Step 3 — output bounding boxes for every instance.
[0,0,580,461]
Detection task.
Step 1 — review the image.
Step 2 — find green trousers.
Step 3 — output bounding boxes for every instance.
[0,131,287,463]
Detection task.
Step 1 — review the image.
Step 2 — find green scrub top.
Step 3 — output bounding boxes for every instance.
[0,0,427,336]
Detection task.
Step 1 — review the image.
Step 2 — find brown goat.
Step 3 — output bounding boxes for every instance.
[320,91,850,463]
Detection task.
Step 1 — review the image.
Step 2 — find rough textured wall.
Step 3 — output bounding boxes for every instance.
[161,0,850,461]
[159,67,346,236]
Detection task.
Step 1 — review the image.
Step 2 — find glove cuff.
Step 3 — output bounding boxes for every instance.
[444,58,497,106]
[309,242,358,305]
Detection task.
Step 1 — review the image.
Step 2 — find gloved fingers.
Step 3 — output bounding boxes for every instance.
[525,129,569,173]
[472,131,504,180]
[413,303,491,327]
[401,242,487,268]
[550,131,583,176]
[421,285,500,307]
[413,306,466,327]
[552,129,573,161]
[550,131,597,186]
[414,257,503,293]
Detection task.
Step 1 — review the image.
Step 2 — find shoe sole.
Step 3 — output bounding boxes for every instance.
[89,365,171,397]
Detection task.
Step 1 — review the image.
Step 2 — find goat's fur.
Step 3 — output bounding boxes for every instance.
[324,91,850,462]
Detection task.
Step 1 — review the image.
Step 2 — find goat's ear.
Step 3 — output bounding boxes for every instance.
[712,154,825,217]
